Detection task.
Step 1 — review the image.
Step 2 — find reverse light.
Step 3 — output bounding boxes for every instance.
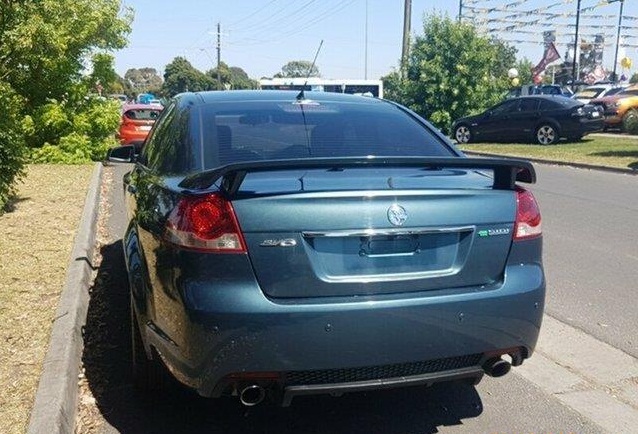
[164,193,246,253]
[513,187,542,241]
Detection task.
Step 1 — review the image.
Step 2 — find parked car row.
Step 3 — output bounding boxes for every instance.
[453,95,604,145]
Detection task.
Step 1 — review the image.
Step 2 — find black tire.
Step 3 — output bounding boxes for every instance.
[131,297,170,391]
[622,109,638,133]
[454,124,472,144]
[534,123,558,145]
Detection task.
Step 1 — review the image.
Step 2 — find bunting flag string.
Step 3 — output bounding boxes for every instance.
[464,5,635,21]
[486,27,634,40]
[501,38,638,49]
[461,0,637,65]
[472,17,638,30]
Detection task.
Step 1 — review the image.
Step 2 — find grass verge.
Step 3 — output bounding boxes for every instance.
[458,136,638,171]
[0,164,94,434]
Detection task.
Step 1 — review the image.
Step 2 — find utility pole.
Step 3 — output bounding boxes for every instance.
[571,0,581,89]
[216,22,222,89]
[611,0,625,81]
[401,0,412,77]
[458,0,463,23]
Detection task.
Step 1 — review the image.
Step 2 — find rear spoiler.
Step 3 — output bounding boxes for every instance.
[179,157,536,195]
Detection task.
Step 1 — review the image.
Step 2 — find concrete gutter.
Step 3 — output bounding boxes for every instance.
[27,163,103,434]
[464,151,638,176]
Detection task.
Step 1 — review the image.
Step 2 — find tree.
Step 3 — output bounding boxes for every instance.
[229,66,259,89]
[277,60,321,78]
[206,62,258,90]
[0,0,132,209]
[383,14,516,131]
[124,67,164,95]
[0,0,132,108]
[515,58,534,86]
[630,73,638,84]
[162,57,214,96]
[89,53,118,95]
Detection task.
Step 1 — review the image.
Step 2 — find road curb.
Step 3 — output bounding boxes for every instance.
[464,150,638,176]
[27,163,103,434]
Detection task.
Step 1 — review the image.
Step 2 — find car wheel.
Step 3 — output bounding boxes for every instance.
[622,109,638,132]
[535,124,558,145]
[454,124,472,144]
[131,296,170,391]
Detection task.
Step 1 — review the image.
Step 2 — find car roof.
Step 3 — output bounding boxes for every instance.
[177,90,386,106]
[508,95,581,107]
[122,103,163,110]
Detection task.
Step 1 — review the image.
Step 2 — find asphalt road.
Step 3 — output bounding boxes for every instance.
[83,162,638,433]
[531,165,638,358]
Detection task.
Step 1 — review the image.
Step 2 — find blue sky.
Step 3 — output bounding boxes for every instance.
[115,0,638,80]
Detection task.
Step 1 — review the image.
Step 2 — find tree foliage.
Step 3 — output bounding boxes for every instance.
[383,14,516,131]
[515,58,534,86]
[125,67,163,95]
[0,81,26,211]
[0,0,132,209]
[206,62,258,90]
[162,57,215,96]
[630,73,638,84]
[276,60,321,78]
[1,0,132,108]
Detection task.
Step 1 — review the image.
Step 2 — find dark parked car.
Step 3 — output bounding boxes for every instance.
[108,90,545,407]
[453,95,604,145]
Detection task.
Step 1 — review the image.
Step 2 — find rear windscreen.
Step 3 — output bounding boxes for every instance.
[196,99,454,169]
[124,109,161,120]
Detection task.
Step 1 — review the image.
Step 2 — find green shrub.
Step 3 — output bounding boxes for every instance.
[0,82,26,211]
[28,101,73,148]
[27,96,121,164]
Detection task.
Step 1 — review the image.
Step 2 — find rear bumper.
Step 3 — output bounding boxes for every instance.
[142,260,545,400]
[118,130,150,145]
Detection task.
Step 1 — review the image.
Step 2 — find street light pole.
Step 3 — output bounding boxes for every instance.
[612,0,625,81]
[572,0,581,89]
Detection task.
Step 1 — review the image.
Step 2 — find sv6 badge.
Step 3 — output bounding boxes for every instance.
[260,239,297,247]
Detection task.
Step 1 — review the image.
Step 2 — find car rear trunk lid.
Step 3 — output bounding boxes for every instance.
[232,168,516,298]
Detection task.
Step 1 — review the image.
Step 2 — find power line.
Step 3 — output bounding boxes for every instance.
[228,0,280,27]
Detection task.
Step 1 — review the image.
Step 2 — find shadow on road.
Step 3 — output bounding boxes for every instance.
[588,150,638,171]
[81,240,484,434]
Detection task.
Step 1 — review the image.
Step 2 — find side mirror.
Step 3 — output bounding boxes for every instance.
[107,145,136,163]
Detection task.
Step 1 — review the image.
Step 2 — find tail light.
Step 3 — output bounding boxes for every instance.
[513,187,542,241]
[164,193,246,253]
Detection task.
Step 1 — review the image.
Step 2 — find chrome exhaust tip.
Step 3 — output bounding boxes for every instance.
[483,357,512,378]
[239,385,266,406]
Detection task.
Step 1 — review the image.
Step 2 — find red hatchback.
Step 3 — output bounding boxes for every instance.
[117,104,163,146]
